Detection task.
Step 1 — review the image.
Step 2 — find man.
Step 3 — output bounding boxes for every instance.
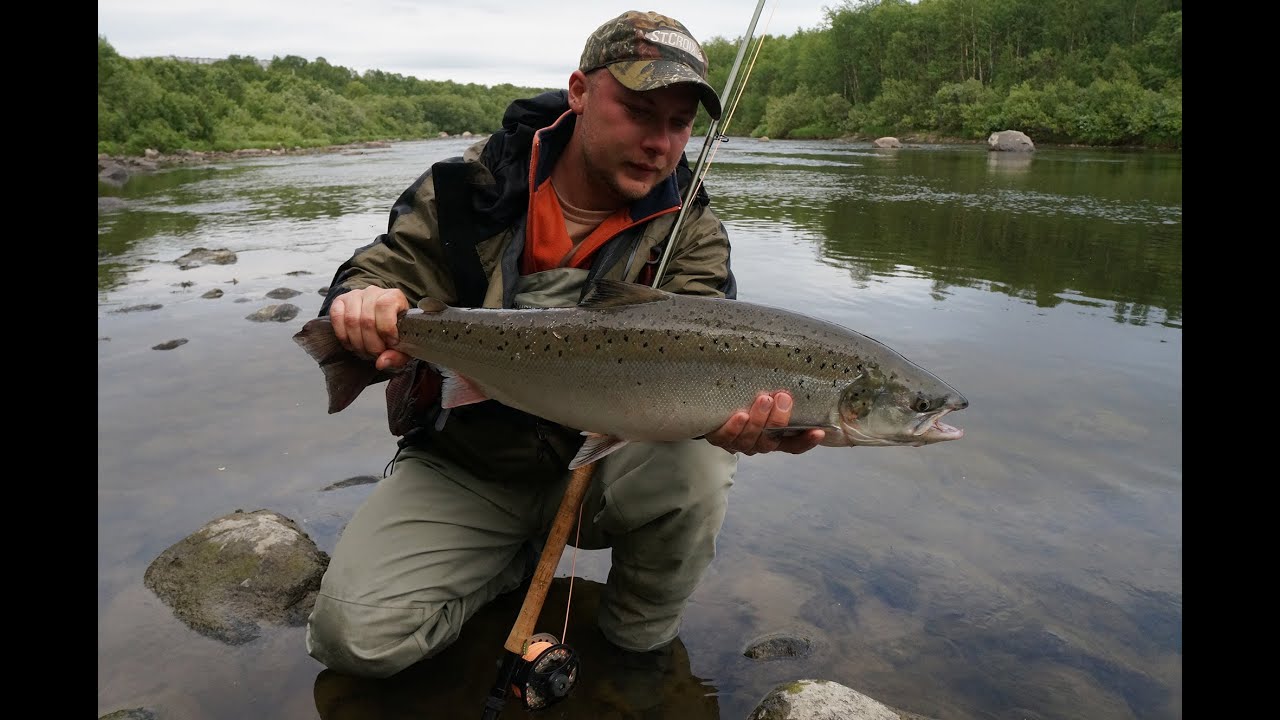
[306,9,823,678]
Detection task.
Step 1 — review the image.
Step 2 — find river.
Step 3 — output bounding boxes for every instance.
[98,136,1182,720]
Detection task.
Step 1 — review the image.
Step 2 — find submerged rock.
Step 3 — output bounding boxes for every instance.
[175,247,238,270]
[99,708,158,720]
[245,303,300,322]
[110,303,162,314]
[744,633,814,660]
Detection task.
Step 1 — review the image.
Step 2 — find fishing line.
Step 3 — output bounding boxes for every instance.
[561,496,586,642]
[690,4,777,198]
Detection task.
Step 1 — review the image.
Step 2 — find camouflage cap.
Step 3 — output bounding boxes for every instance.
[579,10,722,120]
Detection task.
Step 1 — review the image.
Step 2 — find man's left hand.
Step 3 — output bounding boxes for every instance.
[705,391,825,456]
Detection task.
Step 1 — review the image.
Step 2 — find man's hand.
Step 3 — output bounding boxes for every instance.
[329,286,412,371]
[705,391,825,456]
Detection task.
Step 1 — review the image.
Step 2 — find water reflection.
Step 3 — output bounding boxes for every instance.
[708,145,1182,326]
[312,579,721,720]
[987,152,1034,174]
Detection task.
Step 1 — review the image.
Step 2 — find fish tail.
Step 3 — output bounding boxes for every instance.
[292,317,382,414]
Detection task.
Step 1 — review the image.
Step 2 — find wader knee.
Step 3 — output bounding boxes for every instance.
[591,441,736,651]
[306,594,457,678]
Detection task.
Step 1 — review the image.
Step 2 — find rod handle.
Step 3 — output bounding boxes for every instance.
[503,463,596,654]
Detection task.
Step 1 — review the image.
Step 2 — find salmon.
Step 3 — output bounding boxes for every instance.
[293,279,968,469]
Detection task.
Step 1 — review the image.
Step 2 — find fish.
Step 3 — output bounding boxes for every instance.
[293,279,968,470]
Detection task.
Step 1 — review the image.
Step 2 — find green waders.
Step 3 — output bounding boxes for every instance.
[305,269,739,678]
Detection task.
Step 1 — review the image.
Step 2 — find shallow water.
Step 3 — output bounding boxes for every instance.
[98,137,1182,720]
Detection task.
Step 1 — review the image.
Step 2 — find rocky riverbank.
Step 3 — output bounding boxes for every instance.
[97,141,396,186]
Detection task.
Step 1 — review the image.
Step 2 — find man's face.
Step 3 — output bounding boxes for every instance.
[572,69,700,207]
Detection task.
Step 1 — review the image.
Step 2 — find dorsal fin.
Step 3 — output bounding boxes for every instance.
[418,297,449,313]
[578,279,671,310]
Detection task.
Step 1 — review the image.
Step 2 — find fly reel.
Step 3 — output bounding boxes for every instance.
[508,633,580,710]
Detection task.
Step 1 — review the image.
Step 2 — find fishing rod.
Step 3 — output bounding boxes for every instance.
[480,462,595,719]
[651,0,771,289]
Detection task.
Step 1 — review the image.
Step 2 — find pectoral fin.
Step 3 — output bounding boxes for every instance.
[438,368,490,408]
[570,433,630,470]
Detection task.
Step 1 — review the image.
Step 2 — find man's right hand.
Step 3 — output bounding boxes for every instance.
[328,286,412,371]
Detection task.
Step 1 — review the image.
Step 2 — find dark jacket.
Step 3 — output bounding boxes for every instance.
[321,90,736,480]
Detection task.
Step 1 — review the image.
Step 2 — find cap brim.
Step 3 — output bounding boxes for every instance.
[606,61,723,120]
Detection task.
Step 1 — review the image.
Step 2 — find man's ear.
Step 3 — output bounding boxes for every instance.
[567,70,589,114]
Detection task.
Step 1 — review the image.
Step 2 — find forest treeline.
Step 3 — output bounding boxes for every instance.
[97,0,1182,156]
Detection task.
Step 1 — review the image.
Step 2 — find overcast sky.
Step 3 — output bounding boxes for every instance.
[98,1,835,89]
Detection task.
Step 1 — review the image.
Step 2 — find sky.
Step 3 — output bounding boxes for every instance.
[98,1,835,89]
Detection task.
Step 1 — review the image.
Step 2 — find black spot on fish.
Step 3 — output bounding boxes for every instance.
[617,358,623,364]
[544,344,550,352]
[659,347,665,354]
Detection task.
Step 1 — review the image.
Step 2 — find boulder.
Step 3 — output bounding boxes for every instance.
[143,509,329,645]
[987,130,1035,152]
[748,679,935,720]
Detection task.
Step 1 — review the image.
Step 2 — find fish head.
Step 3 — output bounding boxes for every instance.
[828,368,968,447]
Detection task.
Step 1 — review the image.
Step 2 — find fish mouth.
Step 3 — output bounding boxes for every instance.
[914,409,964,441]
[836,410,964,447]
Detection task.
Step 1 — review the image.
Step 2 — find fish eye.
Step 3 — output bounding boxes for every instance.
[912,398,931,413]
